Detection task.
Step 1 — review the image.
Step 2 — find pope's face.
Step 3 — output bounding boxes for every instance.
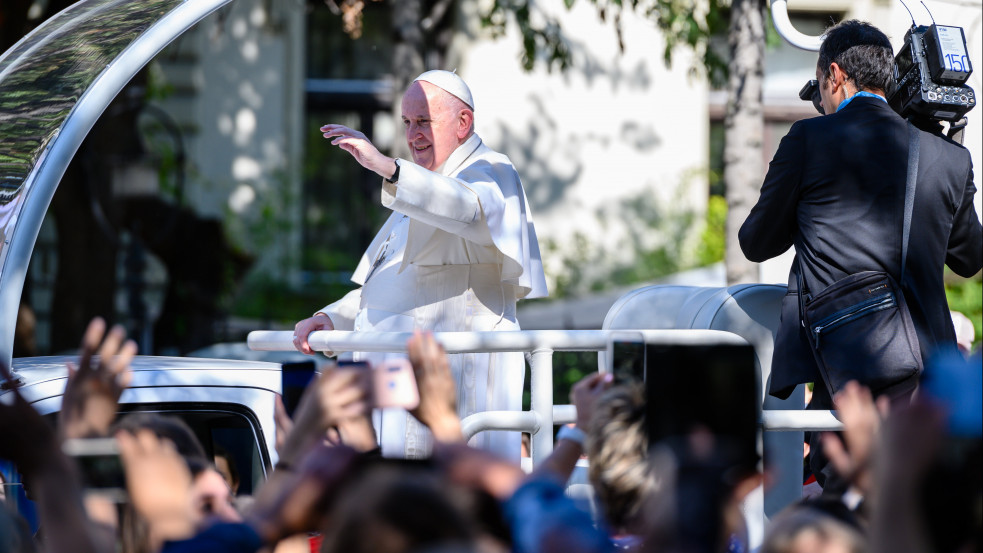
[401,81,464,171]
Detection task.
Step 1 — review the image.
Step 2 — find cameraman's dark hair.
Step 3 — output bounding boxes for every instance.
[818,20,894,93]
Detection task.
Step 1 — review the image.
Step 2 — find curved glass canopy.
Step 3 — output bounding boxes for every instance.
[0,0,234,366]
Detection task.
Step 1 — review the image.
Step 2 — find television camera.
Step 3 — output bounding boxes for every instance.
[797,20,975,139]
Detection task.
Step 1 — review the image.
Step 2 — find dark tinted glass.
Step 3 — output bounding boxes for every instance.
[0,0,182,257]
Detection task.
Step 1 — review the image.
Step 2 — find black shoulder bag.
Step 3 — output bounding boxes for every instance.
[797,121,923,399]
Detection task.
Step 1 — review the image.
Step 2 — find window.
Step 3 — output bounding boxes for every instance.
[302,4,395,279]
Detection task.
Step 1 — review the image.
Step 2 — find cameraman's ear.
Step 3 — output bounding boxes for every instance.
[828,62,848,91]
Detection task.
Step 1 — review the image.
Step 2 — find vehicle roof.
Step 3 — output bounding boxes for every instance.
[6,355,282,396]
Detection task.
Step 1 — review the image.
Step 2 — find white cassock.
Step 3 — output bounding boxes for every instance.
[318,133,548,460]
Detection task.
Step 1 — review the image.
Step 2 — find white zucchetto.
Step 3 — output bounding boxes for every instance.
[413,70,474,110]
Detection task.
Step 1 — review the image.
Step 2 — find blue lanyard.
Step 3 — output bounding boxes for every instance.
[837,90,887,112]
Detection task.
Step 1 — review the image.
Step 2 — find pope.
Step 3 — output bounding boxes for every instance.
[293,70,548,460]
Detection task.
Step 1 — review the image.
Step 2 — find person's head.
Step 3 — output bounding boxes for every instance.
[319,464,476,553]
[401,71,475,171]
[112,413,207,462]
[761,502,866,553]
[816,20,894,113]
[213,446,240,495]
[586,383,658,534]
[186,459,241,525]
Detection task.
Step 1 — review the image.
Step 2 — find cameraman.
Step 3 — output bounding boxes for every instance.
[739,20,982,493]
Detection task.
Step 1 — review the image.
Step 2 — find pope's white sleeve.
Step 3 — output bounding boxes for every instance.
[317,288,361,331]
[382,161,499,246]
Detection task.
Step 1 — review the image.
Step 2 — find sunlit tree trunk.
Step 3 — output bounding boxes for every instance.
[389,0,425,160]
[723,0,766,285]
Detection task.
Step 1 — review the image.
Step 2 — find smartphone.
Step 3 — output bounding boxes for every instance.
[339,359,420,410]
[373,358,420,410]
[281,361,317,418]
[645,343,759,473]
[62,437,127,502]
[607,331,646,385]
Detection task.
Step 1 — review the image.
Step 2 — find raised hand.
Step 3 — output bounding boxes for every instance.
[0,369,102,553]
[821,380,889,494]
[273,395,294,456]
[407,330,463,443]
[532,372,611,483]
[248,443,360,543]
[277,367,372,468]
[320,124,396,179]
[570,372,612,431]
[116,429,195,546]
[0,386,57,478]
[60,317,137,440]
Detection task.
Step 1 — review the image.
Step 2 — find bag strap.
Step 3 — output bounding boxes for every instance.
[902,120,919,284]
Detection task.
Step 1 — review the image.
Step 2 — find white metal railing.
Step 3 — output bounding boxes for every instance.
[247,328,842,468]
[770,0,823,51]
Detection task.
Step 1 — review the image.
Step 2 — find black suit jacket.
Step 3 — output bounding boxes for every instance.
[739,97,982,399]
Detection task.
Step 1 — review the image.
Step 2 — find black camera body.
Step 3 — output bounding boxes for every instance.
[889,24,975,123]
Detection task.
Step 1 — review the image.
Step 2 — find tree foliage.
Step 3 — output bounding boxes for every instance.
[483,0,730,83]
[315,0,730,80]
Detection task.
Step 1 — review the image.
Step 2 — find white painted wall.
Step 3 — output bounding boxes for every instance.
[155,0,305,281]
[455,2,710,292]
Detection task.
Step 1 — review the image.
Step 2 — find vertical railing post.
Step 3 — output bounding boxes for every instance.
[529,346,555,468]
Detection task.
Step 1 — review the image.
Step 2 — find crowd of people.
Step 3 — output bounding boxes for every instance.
[1,316,980,553]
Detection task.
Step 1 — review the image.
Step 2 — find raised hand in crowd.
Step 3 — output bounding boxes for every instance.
[821,380,889,496]
[868,400,945,553]
[59,317,137,441]
[0,373,56,482]
[247,444,360,545]
[116,429,196,550]
[406,330,464,443]
[533,371,612,483]
[0,361,105,553]
[272,395,294,457]
[276,366,374,471]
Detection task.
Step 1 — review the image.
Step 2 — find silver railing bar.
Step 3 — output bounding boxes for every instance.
[461,410,541,440]
[762,410,843,431]
[537,407,844,432]
[247,329,841,466]
[248,328,748,354]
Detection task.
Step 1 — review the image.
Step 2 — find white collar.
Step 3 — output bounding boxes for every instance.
[435,133,482,176]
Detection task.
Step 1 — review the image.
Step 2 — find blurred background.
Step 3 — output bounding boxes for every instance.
[2,0,979,380]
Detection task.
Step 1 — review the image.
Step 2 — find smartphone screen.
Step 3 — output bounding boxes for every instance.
[62,438,127,501]
[645,343,759,472]
[337,360,371,370]
[609,332,646,385]
[281,361,317,417]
